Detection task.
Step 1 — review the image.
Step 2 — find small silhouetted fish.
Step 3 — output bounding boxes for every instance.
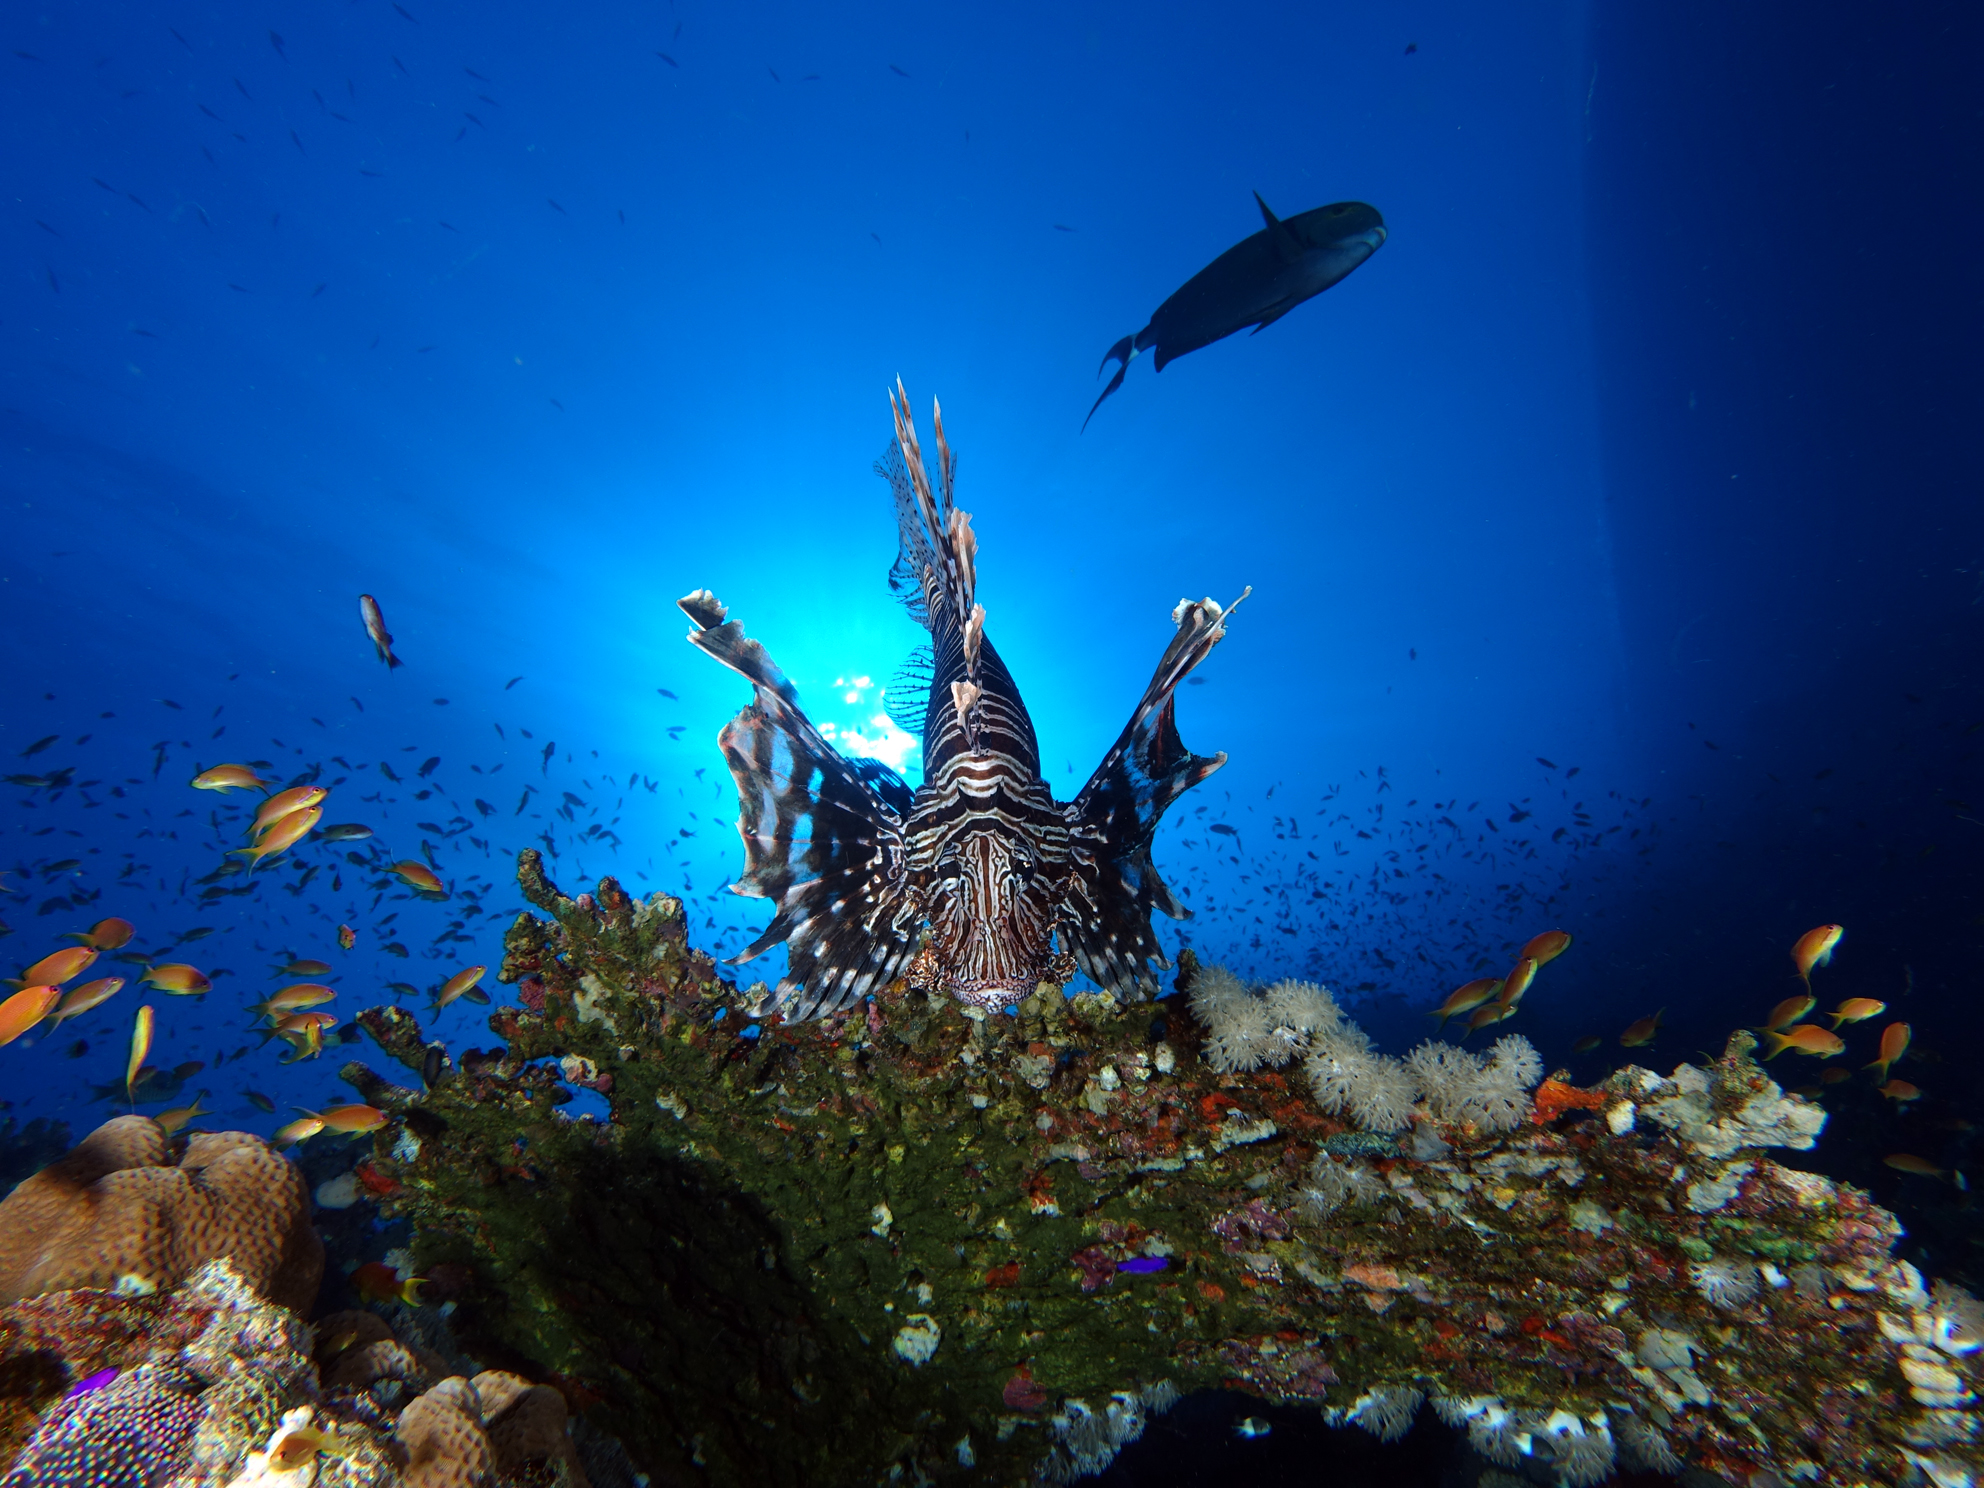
[418,757,441,777]
[656,688,678,700]
[21,735,58,757]
[393,2,417,20]
[889,63,910,77]
[1053,224,1074,232]
[1209,823,1237,837]
[505,676,523,689]
[423,1045,444,1087]
[1405,42,1418,54]
[655,51,678,67]
[466,68,489,80]
[318,823,373,842]
[547,199,565,213]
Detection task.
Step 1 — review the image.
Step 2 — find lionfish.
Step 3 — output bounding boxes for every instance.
[679,385,1246,1019]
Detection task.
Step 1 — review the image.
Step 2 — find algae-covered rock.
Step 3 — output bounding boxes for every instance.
[338,851,1984,1486]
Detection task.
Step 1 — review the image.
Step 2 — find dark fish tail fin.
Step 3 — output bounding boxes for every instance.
[678,590,918,1020]
[1083,330,1145,431]
[1063,588,1250,998]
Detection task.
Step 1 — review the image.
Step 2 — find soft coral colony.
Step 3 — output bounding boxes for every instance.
[2,395,1981,1488]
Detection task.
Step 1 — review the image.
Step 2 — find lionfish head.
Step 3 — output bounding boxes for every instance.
[918,822,1064,1009]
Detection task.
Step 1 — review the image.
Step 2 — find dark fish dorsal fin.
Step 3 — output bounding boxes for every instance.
[1253,191,1303,261]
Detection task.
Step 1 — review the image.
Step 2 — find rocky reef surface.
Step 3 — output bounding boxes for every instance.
[316,850,1984,1487]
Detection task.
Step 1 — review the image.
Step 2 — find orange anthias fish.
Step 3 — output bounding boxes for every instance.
[268,1425,356,1471]
[1819,1066,1853,1085]
[279,959,333,977]
[142,964,211,996]
[1519,930,1573,967]
[1571,1034,1602,1054]
[1827,998,1887,1029]
[273,1115,324,1146]
[1760,994,1816,1033]
[1498,957,1540,1007]
[18,946,100,988]
[51,977,125,1026]
[1465,1000,1516,1035]
[351,1260,425,1306]
[233,806,322,869]
[1866,1021,1912,1081]
[1791,924,1844,988]
[191,764,269,793]
[0,986,61,1047]
[65,917,135,951]
[126,1005,154,1102]
[250,984,337,1018]
[337,925,357,951]
[299,1103,388,1134]
[248,787,329,841]
[1880,1080,1923,1105]
[1431,977,1503,1030]
[264,1011,339,1041]
[434,965,486,1011]
[1620,1008,1665,1047]
[1761,1023,1846,1060]
[359,594,404,669]
[155,1094,210,1133]
[1885,1153,1966,1189]
[389,860,445,895]
[277,1023,325,1063]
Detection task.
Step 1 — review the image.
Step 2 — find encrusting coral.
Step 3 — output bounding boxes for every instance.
[307,850,1984,1487]
[0,1116,322,1314]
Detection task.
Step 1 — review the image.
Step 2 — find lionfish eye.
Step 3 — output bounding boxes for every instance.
[937,855,963,882]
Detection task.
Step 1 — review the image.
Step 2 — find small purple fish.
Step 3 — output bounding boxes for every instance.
[1116,1255,1169,1275]
[63,1367,117,1401]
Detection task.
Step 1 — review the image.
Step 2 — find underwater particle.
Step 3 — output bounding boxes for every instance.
[1234,1415,1271,1438]
[891,1314,940,1366]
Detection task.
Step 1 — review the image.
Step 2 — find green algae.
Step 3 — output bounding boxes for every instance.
[336,852,1971,1487]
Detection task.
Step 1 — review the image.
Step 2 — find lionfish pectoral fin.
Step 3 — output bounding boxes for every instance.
[1063,589,1248,1000]
[681,594,916,1021]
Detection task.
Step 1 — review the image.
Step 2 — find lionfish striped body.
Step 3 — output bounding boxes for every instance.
[680,386,1245,1019]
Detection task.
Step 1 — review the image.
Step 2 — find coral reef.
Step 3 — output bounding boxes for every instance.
[0,1117,322,1314]
[0,1254,594,1488]
[313,851,1984,1486]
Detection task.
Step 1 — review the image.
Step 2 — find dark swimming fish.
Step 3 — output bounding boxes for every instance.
[1085,193,1387,429]
[681,385,1245,1019]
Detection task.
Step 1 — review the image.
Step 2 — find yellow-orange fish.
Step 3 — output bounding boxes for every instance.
[1465,1000,1517,1034]
[233,806,321,869]
[1619,1008,1665,1047]
[351,1260,424,1307]
[155,1094,210,1133]
[274,1115,324,1146]
[388,860,445,895]
[277,1023,325,1063]
[1431,977,1503,1030]
[1880,1080,1923,1105]
[434,965,486,1011]
[359,593,404,670]
[0,986,61,1047]
[1791,924,1844,987]
[268,1425,355,1471]
[337,924,356,951]
[1827,998,1887,1029]
[1498,957,1540,1007]
[65,917,135,950]
[250,983,337,1019]
[267,1011,339,1037]
[297,1103,388,1134]
[1571,1034,1602,1054]
[248,787,328,841]
[142,964,211,996]
[51,977,125,1026]
[1761,1023,1846,1060]
[279,958,333,977]
[126,1005,153,1102]
[191,764,268,793]
[20,946,99,988]
[1519,930,1573,967]
[1885,1152,1965,1188]
[1760,994,1815,1033]
[1866,1021,1912,1081]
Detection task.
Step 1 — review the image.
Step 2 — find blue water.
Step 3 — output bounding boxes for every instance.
[2,0,1980,1421]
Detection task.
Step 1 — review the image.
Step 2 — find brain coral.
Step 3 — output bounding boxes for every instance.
[0,1118,322,1316]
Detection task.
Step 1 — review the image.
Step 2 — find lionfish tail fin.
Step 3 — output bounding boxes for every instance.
[1063,588,1249,999]
[678,591,917,1021]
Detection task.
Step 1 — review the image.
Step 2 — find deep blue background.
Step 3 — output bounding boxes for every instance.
[1,2,1980,1467]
